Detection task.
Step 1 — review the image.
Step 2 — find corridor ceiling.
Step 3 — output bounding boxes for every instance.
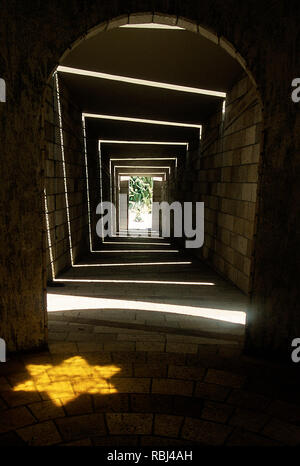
[61,27,243,91]
[58,24,245,187]
[86,118,200,145]
[100,143,186,159]
[59,72,221,125]
[59,26,244,126]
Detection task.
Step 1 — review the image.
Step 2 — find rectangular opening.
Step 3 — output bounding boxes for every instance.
[128,176,153,231]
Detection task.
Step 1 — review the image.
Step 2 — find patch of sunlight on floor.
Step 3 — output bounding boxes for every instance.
[13,356,120,405]
[47,294,246,324]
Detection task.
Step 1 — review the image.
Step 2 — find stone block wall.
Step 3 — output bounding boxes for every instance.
[85,137,111,250]
[0,3,298,356]
[180,75,262,294]
[44,76,89,278]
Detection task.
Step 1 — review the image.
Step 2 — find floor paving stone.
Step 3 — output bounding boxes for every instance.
[0,431,27,446]
[181,417,233,445]
[195,382,231,402]
[166,342,198,354]
[172,396,204,418]
[154,414,184,438]
[136,342,165,352]
[103,341,136,352]
[266,399,300,424]
[48,342,78,354]
[167,365,206,381]
[229,407,270,432]
[48,332,68,341]
[61,394,93,416]
[204,368,246,388]
[106,413,153,435]
[112,351,146,364]
[1,385,42,408]
[16,420,62,446]
[201,400,234,423]
[147,352,186,365]
[93,393,129,413]
[226,389,272,411]
[62,438,93,446]
[1,240,299,446]
[0,397,7,411]
[92,435,138,446]
[28,399,65,421]
[152,378,194,397]
[262,418,300,446]
[76,342,104,352]
[226,427,281,446]
[56,413,106,441]
[134,363,168,378]
[130,394,174,415]
[140,435,196,446]
[0,406,36,434]
[112,377,151,394]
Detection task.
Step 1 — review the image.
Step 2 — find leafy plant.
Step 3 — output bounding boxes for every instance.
[129,177,153,221]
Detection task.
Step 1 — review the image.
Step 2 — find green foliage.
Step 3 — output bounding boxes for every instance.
[129,177,153,221]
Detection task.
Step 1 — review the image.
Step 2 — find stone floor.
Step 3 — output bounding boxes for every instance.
[48,236,247,343]
[1,238,300,446]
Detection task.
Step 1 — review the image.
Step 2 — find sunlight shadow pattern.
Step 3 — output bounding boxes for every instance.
[47,294,246,324]
[13,356,121,406]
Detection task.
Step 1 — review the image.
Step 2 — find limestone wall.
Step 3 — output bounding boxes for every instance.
[0,2,299,356]
[44,77,89,278]
[179,76,262,294]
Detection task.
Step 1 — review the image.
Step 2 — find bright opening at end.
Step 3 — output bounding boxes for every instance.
[47,294,245,325]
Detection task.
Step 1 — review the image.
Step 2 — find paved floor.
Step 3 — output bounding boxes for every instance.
[48,236,247,343]
[1,238,300,446]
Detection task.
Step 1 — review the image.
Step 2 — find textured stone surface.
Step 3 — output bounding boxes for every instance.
[56,413,106,441]
[262,418,300,446]
[229,408,269,432]
[195,382,230,402]
[154,414,184,438]
[180,75,261,295]
[204,369,246,388]
[106,413,153,435]
[0,407,36,434]
[181,417,232,445]
[17,421,62,446]
[201,400,234,423]
[0,315,299,446]
[152,378,194,397]
[0,0,299,361]
[28,400,65,421]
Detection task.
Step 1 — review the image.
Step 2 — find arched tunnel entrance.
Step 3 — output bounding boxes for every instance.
[44,17,262,350]
[1,6,300,447]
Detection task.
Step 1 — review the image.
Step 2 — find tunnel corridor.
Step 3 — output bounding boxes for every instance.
[1,232,299,446]
[1,8,300,448]
[48,236,246,343]
[1,235,299,446]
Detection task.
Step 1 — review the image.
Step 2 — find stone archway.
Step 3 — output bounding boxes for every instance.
[44,12,263,352]
[1,2,299,360]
